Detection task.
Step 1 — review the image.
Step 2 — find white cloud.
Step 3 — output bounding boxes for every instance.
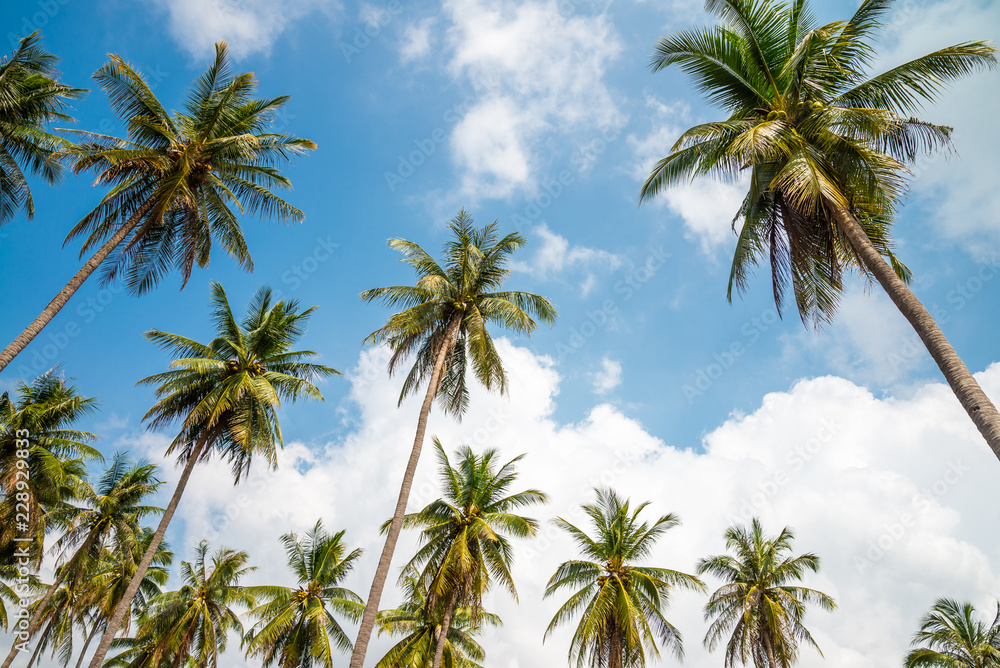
[590,357,622,394]
[399,18,436,62]
[440,0,625,201]
[122,340,1000,668]
[154,0,341,59]
[628,96,748,255]
[512,223,624,295]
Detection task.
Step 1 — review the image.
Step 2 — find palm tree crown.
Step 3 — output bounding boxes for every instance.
[544,488,705,668]
[905,598,1000,668]
[0,31,84,225]
[244,520,364,668]
[697,518,836,668]
[640,0,997,324]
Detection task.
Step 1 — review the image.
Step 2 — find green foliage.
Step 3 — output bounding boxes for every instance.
[0,31,84,224]
[362,209,557,416]
[243,520,364,668]
[698,518,835,668]
[60,41,315,294]
[544,488,705,668]
[905,598,1000,668]
[641,0,997,325]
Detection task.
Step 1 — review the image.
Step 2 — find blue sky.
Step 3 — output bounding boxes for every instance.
[2,0,1000,666]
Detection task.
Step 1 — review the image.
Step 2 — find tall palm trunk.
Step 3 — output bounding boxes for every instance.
[831,206,1000,459]
[73,621,100,668]
[86,433,210,668]
[0,199,153,373]
[608,623,622,668]
[349,315,462,668]
[430,587,461,668]
[762,630,778,668]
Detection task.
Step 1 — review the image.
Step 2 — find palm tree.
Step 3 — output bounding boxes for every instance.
[109,541,255,668]
[350,210,557,668]
[72,531,173,668]
[0,40,316,372]
[243,520,364,668]
[0,31,84,226]
[698,518,836,668]
[375,576,502,668]
[393,441,546,668]
[544,488,704,668]
[86,282,337,668]
[640,0,1000,457]
[905,598,1000,668]
[0,372,101,568]
[1,453,163,668]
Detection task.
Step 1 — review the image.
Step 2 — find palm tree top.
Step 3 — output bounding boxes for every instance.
[906,598,1000,668]
[362,209,557,414]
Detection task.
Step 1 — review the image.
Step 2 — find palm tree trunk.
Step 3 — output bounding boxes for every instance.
[430,587,461,668]
[349,315,463,668]
[73,621,100,668]
[762,631,778,668]
[86,432,211,668]
[23,630,45,668]
[0,202,151,372]
[831,206,1000,459]
[608,623,623,668]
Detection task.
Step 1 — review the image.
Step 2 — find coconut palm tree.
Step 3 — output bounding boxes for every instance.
[243,520,364,668]
[544,488,705,668]
[905,598,1000,668]
[0,31,84,226]
[1,453,163,668]
[0,40,316,372]
[375,576,502,668]
[698,518,836,668]
[109,541,255,668]
[392,441,546,668]
[0,372,100,568]
[86,282,337,668]
[640,0,1000,457]
[350,210,557,668]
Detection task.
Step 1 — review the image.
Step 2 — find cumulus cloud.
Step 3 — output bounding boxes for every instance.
[590,357,622,394]
[119,338,1000,668]
[511,223,624,295]
[154,0,341,59]
[440,0,625,201]
[628,96,748,255]
[399,17,436,62]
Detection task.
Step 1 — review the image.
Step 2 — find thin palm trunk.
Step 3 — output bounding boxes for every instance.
[762,629,778,668]
[430,586,461,668]
[0,199,153,373]
[73,621,100,668]
[608,623,622,668]
[86,433,210,668]
[831,205,1000,458]
[349,315,462,668]
[23,629,45,668]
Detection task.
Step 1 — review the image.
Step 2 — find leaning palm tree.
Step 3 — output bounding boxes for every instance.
[640,0,1000,457]
[0,452,163,668]
[375,576,502,668]
[0,372,100,568]
[393,441,546,668]
[905,598,1000,668]
[350,210,557,668]
[698,518,836,668]
[110,541,255,668]
[0,40,316,372]
[544,488,705,668]
[86,282,337,668]
[243,520,364,668]
[0,31,84,226]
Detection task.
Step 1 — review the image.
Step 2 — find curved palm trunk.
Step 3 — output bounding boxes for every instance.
[430,587,461,668]
[832,206,1000,459]
[86,433,210,668]
[73,622,100,668]
[349,315,462,668]
[0,202,151,373]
